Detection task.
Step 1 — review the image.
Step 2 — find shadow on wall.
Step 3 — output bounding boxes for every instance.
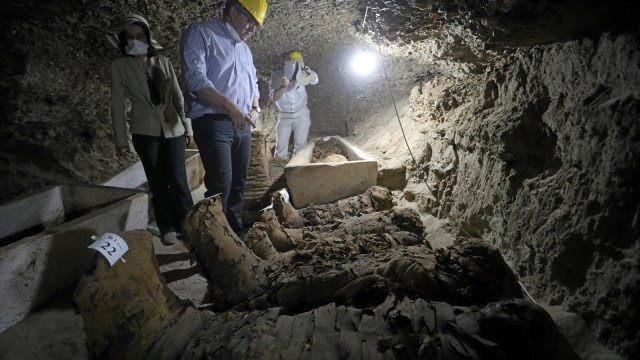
[500,98,562,197]
[550,233,596,291]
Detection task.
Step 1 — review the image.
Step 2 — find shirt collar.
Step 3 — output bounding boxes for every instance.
[225,22,243,42]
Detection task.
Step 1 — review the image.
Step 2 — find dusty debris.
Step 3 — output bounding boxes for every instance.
[296,185,395,227]
[183,196,270,308]
[312,137,348,163]
[271,189,304,229]
[378,165,408,191]
[146,296,578,360]
[255,208,298,252]
[72,187,579,359]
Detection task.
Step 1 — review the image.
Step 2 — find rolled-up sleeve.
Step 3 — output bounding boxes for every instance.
[181,24,216,94]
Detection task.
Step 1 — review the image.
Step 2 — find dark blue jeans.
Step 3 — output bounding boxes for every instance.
[192,115,252,233]
[132,133,194,235]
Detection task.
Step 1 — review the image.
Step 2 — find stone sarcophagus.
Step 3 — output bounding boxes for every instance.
[284,136,378,208]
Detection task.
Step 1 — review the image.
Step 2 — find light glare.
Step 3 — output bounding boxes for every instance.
[350,52,377,76]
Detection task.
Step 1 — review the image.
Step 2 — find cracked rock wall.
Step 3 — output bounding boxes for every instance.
[361,32,639,356]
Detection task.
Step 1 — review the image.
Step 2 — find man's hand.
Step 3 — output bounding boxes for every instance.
[194,87,250,130]
[228,104,248,130]
[281,76,290,88]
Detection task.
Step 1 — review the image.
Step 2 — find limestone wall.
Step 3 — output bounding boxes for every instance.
[381,32,640,357]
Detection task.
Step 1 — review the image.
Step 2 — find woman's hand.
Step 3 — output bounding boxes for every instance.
[186,135,195,147]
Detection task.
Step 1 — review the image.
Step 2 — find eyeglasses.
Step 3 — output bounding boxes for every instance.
[234,5,258,27]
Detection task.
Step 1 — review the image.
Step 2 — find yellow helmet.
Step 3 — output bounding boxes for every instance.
[237,0,268,27]
[286,50,303,62]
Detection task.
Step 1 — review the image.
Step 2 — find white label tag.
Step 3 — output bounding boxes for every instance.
[206,193,223,200]
[278,188,290,203]
[260,204,274,212]
[88,233,129,266]
[260,189,290,211]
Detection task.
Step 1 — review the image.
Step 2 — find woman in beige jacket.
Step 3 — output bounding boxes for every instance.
[107,14,193,245]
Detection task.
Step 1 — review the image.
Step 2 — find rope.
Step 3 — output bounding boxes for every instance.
[363,4,433,197]
[376,41,418,168]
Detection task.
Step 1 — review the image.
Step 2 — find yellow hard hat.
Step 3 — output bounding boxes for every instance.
[286,50,303,62]
[237,0,268,27]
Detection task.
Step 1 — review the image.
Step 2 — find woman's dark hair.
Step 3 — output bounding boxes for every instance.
[117,21,157,57]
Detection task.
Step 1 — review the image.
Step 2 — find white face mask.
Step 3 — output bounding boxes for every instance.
[126,39,149,56]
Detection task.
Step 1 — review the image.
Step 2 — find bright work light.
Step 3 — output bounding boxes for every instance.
[350,51,377,76]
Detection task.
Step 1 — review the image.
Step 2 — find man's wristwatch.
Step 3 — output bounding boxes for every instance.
[252,105,261,113]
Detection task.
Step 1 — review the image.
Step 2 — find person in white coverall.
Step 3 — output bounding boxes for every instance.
[269,50,319,159]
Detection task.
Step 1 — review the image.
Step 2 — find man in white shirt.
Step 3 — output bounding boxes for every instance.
[269,51,319,160]
[180,0,268,234]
